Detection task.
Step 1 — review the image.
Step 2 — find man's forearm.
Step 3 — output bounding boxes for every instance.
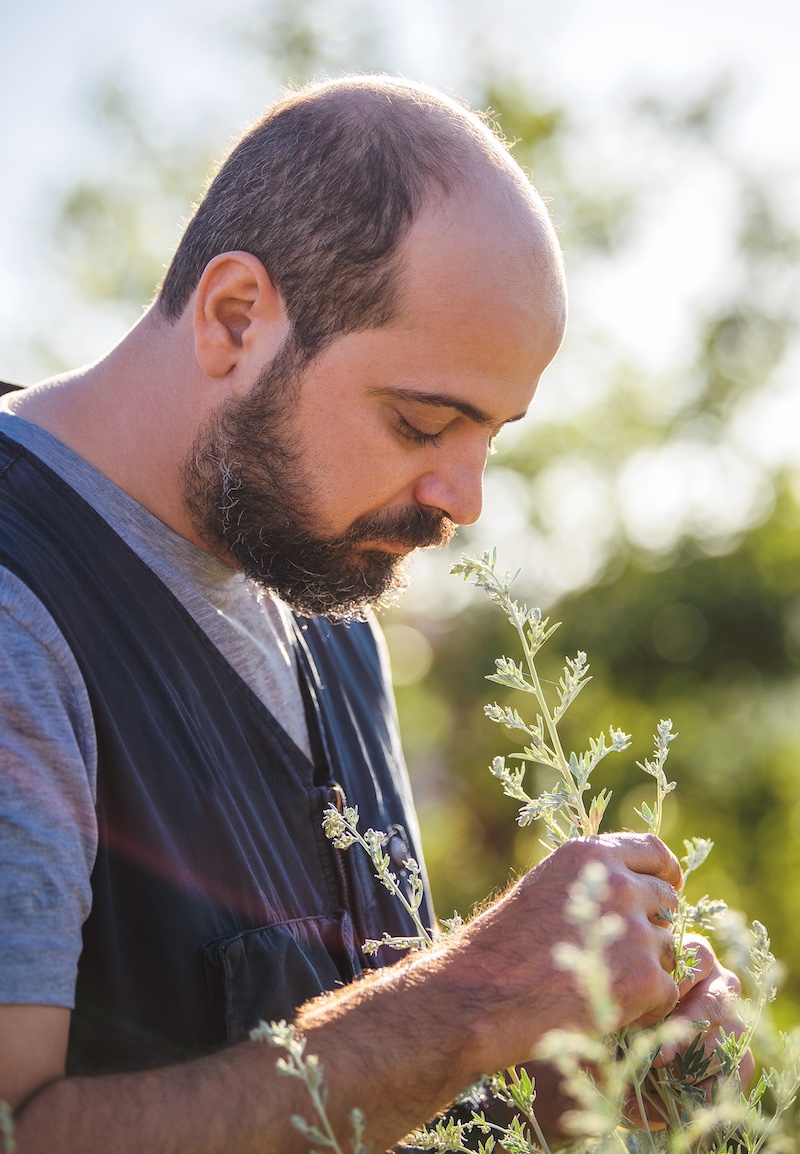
[13,834,688,1152]
[15,950,485,1154]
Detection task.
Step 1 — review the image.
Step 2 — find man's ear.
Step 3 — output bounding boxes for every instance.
[192,251,289,378]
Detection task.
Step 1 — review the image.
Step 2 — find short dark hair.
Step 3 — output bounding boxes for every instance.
[157,76,509,357]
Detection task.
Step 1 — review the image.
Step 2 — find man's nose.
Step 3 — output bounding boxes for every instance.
[412,453,486,526]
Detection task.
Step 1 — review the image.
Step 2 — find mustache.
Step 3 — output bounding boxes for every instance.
[339,505,458,550]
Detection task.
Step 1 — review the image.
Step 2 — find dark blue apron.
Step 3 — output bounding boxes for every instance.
[0,421,433,1075]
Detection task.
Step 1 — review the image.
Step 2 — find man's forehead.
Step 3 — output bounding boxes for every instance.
[395,183,566,333]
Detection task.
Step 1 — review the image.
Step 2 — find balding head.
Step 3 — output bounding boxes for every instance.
[158,75,564,359]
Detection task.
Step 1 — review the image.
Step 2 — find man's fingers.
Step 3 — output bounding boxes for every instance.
[515,836,686,1036]
[656,940,747,1073]
[647,877,680,925]
[626,974,679,1028]
[660,939,678,975]
[676,961,742,1024]
[677,935,715,995]
[598,832,683,890]
[581,838,680,918]
[622,925,680,1027]
[686,971,743,1033]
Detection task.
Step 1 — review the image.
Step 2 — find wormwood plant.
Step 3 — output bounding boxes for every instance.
[255,551,800,1153]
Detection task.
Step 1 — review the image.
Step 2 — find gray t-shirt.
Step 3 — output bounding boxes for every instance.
[0,409,316,1007]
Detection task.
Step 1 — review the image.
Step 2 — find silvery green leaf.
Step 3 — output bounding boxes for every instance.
[439,913,465,935]
[681,836,714,876]
[656,717,677,748]
[514,743,559,768]
[684,894,728,933]
[526,613,559,654]
[488,757,530,801]
[609,727,631,751]
[588,789,612,833]
[487,655,530,691]
[518,792,566,826]
[483,703,530,731]
[489,755,507,779]
[636,800,655,826]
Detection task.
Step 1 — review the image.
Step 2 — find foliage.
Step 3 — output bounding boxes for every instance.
[322,803,434,952]
[406,480,800,1025]
[263,551,800,1153]
[387,74,800,1032]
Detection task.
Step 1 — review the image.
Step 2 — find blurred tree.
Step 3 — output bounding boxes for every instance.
[53,85,208,308]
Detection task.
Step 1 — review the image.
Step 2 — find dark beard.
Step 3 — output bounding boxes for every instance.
[183,339,457,619]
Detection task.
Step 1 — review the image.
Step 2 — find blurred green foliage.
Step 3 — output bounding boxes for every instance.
[400,478,800,1029]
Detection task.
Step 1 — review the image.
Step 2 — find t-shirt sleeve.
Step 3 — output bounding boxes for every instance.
[0,567,98,1007]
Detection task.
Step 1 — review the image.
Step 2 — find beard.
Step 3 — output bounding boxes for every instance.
[183,338,457,619]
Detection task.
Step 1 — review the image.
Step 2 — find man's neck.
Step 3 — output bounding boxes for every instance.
[4,307,208,549]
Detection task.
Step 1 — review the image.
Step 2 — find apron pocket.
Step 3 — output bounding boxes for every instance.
[201,909,361,1045]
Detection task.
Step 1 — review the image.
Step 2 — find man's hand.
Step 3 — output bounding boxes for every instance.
[661,935,750,1067]
[454,832,683,1073]
[659,934,753,1084]
[623,934,753,1129]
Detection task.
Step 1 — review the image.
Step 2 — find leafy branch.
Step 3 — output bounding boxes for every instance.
[451,550,792,1150]
[321,803,435,952]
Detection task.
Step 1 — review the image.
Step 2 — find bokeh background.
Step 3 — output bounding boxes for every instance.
[2,0,799,1026]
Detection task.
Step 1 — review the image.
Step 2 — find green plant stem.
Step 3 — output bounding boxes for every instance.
[649,1067,685,1138]
[511,607,590,836]
[348,822,435,948]
[307,1082,346,1154]
[613,1039,662,1154]
[505,1066,554,1154]
[651,774,665,840]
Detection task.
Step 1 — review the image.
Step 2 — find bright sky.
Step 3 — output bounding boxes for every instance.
[2,0,797,373]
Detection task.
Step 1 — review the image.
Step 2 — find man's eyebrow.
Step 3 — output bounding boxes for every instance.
[369,387,528,428]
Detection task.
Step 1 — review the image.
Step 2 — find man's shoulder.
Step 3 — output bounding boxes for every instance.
[0,428,24,472]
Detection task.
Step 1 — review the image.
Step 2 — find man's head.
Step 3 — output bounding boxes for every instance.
[163,76,567,617]
[159,75,536,358]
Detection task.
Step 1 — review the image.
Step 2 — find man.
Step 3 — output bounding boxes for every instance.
[0,76,744,1151]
